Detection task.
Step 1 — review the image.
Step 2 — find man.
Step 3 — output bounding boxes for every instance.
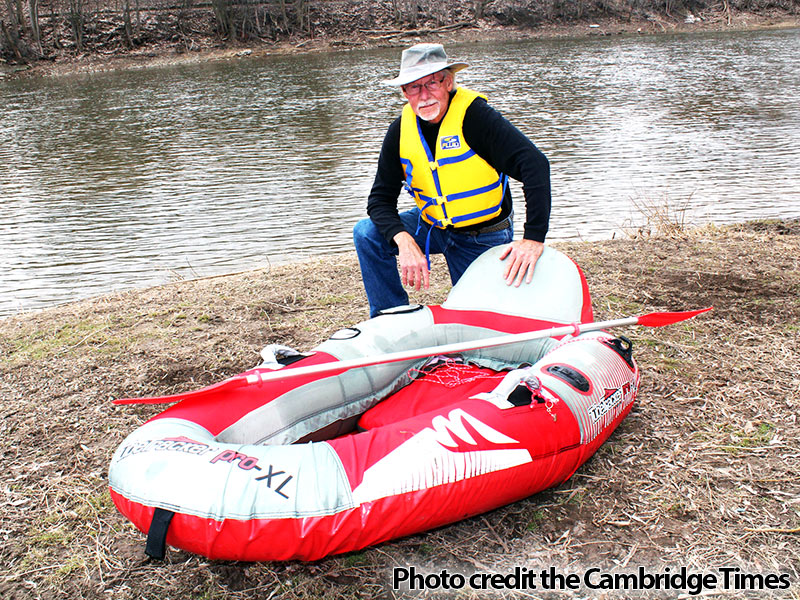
[353,43,551,317]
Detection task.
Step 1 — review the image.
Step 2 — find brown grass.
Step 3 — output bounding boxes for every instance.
[1,219,798,599]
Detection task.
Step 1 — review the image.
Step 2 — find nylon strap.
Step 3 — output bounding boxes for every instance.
[145,507,175,560]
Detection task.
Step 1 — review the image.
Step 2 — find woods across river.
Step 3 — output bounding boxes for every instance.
[2,0,798,66]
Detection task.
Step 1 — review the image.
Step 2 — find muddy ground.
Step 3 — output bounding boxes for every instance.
[1,219,798,599]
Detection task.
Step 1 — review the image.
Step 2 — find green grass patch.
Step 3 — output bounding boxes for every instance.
[5,320,100,361]
[343,551,369,567]
[526,509,547,531]
[716,422,776,454]
[76,489,116,518]
[735,422,775,447]
[32,527,74,547]
[317,293,358,307]
[55,555,86,577]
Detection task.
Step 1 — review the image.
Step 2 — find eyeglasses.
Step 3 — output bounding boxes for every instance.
[403,73,447,96]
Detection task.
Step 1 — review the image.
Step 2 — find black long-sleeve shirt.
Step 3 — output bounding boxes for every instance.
[367,93,551,245]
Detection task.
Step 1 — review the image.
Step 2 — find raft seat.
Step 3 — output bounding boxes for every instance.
[357,361,507,431]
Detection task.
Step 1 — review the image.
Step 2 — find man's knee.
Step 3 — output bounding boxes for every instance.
[353,218,377,247]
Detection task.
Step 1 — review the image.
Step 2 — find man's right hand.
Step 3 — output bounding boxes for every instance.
[393,231,430,291]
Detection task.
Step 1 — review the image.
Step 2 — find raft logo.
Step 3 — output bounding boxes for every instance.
[350,409,531,504]
[117,436,216,461]
[441,135,461,150]
[210,449,261,471]
[254,465,293,499]
[210,450,294,499]
[588,382,634,424]
[431,409,519,449]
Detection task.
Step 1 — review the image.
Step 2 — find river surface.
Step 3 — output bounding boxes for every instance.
[1,28,799,317]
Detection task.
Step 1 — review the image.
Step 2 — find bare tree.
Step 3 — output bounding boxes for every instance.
[211,0,235,38]
[473,0,492,18]
[1,0,28,58]
[122,0,133,47]
[67,0,84,51]
[294,0,306,32]
[28,0,40,52]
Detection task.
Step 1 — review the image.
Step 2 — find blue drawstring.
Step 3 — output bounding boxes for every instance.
[415,211,434,271]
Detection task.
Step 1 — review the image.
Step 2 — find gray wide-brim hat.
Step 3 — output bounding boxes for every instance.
[382,43,469,86]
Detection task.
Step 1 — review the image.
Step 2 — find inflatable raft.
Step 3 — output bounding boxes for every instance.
[109,246,640,562]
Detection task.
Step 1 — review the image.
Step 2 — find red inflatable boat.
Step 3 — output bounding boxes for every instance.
[109,246,640,561]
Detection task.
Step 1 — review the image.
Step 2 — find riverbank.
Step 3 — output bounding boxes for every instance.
[1,219,798,599]
[3,8,798,80]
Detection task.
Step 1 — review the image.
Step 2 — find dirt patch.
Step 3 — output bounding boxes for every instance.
[1,220,799,599]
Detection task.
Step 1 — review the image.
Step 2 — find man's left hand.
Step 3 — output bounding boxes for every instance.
[499,239,544,287]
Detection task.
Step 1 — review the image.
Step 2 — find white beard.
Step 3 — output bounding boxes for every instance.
[416,100,441,122]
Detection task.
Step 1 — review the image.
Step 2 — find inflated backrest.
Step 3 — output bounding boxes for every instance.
[442,245,592,324]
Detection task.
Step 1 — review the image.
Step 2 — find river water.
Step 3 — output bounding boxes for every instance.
[1,28,799,317]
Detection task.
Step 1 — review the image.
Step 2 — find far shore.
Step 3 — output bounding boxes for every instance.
[3,10,798,81]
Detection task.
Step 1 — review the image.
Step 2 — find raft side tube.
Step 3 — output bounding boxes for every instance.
[109,418,356,521]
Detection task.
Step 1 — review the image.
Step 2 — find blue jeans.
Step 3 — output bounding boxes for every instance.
[353,208,513,318]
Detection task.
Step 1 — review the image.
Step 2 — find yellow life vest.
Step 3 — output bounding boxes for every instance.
[399,87,507,229]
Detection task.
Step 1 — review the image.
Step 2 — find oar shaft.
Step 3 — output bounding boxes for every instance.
[250,316,641,385]
[115,308,709,404]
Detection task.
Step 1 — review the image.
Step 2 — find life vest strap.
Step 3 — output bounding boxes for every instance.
[436,148,476,166]
[417,193,446,207]
[449,202,503,226]
[446,177,502,202]
[418,172,506,223]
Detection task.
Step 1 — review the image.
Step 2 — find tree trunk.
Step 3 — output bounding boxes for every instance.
[278,0,289,30]
[2,0,28,58]
[294,0,305,32]
[29,0,41,52]
[473,0,491,19]
[1,18,24,59]
[212,0,232,38]
[69,0,84,52]
[13,0,23,28]
[123,0,133,48]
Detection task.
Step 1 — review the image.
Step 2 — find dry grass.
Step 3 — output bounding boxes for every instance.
[1,219,799,599]
[621,192,694,240]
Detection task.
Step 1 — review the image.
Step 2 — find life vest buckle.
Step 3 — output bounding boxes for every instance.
[429,161,438,171]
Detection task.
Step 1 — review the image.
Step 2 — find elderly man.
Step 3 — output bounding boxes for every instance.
[353,43,551,317]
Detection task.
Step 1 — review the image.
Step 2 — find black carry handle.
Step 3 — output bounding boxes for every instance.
[604,335,635,368]
[145,508,175,560]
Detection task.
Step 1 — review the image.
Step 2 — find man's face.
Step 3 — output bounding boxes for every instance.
[402,70,453,124]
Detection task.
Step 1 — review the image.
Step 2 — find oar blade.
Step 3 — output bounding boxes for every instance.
[114,395,185,406]
[636,307,712,328]
[113,377,245,405]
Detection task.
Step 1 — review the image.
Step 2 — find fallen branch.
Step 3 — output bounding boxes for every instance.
[363,21,474,40]
[745,526,800,534]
